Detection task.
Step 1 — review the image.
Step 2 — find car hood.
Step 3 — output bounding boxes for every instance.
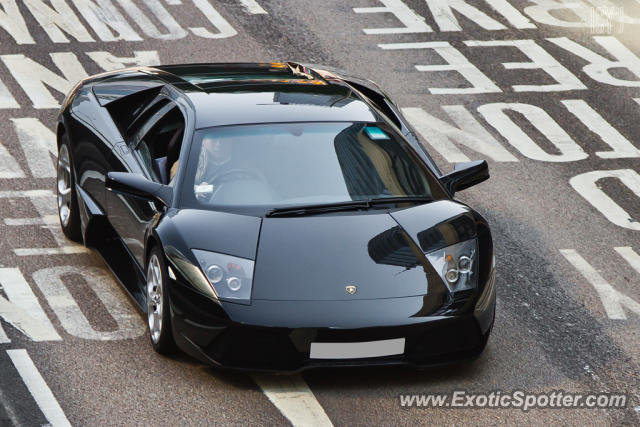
[252,200,476,301]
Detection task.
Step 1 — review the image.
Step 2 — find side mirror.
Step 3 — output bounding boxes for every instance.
[106,172,172,206]
[440,160,489,195]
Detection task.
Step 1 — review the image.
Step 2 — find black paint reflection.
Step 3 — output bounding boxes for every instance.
[332,123,434,201]
[273,91,354,107]
[417,214,476,253]
[334,123,387,197]
[367,224,450,317]
[367,226,420,269]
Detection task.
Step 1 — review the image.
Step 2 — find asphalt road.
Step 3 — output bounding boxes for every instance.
[1,0,640,425]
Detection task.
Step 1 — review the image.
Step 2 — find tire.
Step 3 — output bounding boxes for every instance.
[56,136,82,242]
[146,246,176,354]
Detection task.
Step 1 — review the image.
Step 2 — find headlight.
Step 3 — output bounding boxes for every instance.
[192,249,254,305]
[425,239,478,293]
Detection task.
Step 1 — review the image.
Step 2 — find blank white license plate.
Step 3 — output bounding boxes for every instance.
[310,338,405,359]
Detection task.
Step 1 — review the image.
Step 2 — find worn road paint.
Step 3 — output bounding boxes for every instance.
[7,349,71,427]
[0,268,61,343]
[253,374,333,427]
[238,0,267,14]
[561,249,640,320]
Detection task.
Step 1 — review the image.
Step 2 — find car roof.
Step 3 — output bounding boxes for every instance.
[151,62,380,128]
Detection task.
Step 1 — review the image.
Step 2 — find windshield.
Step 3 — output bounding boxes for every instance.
[179,122,447,213]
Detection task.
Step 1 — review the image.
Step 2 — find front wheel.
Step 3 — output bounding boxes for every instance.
[56,137,82,242]
[146,247,176,354]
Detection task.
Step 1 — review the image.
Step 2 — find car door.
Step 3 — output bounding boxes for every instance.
[106,96,186,269]
[67,85,122,212]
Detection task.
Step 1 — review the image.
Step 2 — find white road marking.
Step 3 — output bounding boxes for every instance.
[11,117,57,177]
[614,247,640,276]
[0,0,36,44]
[0,268,61,343]
[32,265,145,340]
[478,102,588,162]
[1,53,88,109]
[4,215,58,226]
[2,0,241,45]
[0,189,52,198]
[464,39,585,92]
[116,0,187,40]
[0,188,86,255]
[71,0,143,42]
[561,99,640,159]
[190,0,238,38]
[0,322,8,343]
[22,0,94,43]
[379,41,500,94]
[13,247,89,256]
[0,138,24,178]
[7,349,71,427]
[238,0,267,14]
[548,36,640,87]
[29,191,88,251]
[569,169,640,231]
[484,0,535,29]
[524,0,591,28]
[253,374,333,427]
[354,0,432,34]
[87,50,160,71]
[561,249,640,320]
[0,78,20,109]
[425,0,506,31]
[402,106,517,162]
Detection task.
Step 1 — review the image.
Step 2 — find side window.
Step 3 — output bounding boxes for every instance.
[135,104,185,185]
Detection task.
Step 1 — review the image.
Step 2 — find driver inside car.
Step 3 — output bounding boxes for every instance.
[194,134,237,201]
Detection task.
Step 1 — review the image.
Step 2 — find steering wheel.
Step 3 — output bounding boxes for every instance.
[211,169,264,187]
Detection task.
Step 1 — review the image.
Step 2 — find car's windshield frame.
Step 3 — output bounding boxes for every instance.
[177,121,449,216]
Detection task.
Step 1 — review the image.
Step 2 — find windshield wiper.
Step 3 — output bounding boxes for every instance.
[266,200,370,217]
[265,196,432,217]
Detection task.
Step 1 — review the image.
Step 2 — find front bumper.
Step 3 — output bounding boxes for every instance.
[169,269,496,372]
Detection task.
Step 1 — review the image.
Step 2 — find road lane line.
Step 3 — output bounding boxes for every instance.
[0,268,61,342]
[561,249,640,320]
[7,349,71,427]
[0,325,8,343]
[13,247,88,256]
[4,215,58,226]
[0,190,52,198]
[253,374,333,427]
[561,249,624,319]
[238,0,267,14]
[615,247,640,275]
